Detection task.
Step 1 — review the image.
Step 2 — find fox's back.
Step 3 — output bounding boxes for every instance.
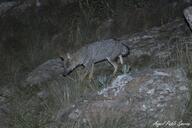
[77,39,128,63]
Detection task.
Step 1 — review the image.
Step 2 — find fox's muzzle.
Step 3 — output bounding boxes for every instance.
[62,68,71,76]
[63,71,68,76]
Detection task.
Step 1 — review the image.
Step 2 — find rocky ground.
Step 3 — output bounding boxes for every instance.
[52,68,190,128]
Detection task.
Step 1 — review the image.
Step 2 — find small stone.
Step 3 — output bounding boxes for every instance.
[154,71,170,76]
[179,86,188,91]
[147,89,155,95]
[142,104,147,111]
[68,109,81,120]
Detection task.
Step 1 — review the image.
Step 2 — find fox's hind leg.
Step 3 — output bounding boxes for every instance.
[107,57,118,76]
[82,63,94,80]
[119,55,123,64]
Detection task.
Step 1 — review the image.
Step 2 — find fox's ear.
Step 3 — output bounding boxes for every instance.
[67,53,71,60]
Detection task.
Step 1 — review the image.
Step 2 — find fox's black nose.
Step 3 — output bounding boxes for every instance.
[63,72,68,76]
[63,73,67,77]
[62,71,69,77]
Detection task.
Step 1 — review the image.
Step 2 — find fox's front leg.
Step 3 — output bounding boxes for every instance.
[119,55,123,64]
[88,64,94,79]
[107,57,118,76]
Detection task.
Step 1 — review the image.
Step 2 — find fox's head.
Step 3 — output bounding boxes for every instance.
[60,53,76,76]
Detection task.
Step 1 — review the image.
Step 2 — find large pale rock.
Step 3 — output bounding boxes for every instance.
[56,68,190,128]
[25,58,64,86]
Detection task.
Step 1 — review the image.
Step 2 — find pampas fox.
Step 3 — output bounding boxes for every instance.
[60,39,129,79]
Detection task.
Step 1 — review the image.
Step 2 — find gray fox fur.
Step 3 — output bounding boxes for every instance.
[60,39,129,79]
